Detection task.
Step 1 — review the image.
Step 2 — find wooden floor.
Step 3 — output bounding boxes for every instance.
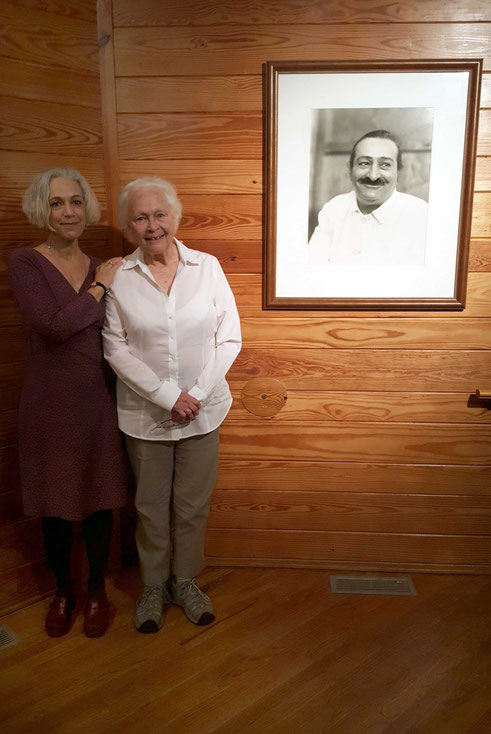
[0,567,490,734]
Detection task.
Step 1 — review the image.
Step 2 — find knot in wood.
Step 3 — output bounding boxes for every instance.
[241,377,287,418]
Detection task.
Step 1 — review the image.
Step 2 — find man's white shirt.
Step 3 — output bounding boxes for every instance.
[308,190,428,267]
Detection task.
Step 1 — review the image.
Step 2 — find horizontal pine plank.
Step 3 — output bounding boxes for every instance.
[205,527,491,566]
[219,423,491,464]
[227,272,491,317]
[468,239,491,271]
[116,76,262,113]
[119,159,262,194]
[113,0,491,26]
[229,390,491,424]
[475,157,491,191]
[229,348,491,392]
[0,151,106,194]
[180,240,262,273]
[116,73,490,117]
[0,3,99,73]
[240,317,491,349]
[117,113,262,159]
[114,25,491,76]
[0,57,100,109]
[209,489,491,534]
[216,459,491,495]
[2,97,103,158]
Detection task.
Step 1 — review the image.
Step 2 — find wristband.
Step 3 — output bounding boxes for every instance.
[90,281,109,296]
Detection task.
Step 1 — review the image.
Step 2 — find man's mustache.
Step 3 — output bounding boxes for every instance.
[358,176,388,186]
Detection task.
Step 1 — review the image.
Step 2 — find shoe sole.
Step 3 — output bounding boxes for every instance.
[172,601,215,626]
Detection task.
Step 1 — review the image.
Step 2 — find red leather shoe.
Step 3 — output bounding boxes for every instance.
[83,592,110,638]
[45,594,75,637]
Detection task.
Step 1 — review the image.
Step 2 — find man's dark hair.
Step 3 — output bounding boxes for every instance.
[349,129,403,172]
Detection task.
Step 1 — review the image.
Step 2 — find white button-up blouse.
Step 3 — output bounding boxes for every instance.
[102,240,241,440]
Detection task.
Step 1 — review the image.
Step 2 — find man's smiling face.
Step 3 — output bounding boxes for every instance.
[350,137,399,214]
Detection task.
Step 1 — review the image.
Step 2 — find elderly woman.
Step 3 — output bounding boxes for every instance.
[102,177,241,633]
[8,167,127,638]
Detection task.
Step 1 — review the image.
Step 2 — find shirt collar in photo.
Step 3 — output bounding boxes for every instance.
[348,189,400,225]
[121,238,200,272]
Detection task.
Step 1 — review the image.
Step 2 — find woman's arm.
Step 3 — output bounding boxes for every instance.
[8,249,103,343]
[187,259,241,404]
[102,292,181,411]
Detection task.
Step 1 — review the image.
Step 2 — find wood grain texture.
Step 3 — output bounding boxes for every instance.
[119,160,262,194]
[113,0,491,26]
[227,272,491,317]
[216,460,491,495]
[209,489,491,534]
[205,528,491,567]
[0,57,101,109]
[228,348,491,392]
[468,239,491,271]
[219,422,491,464]
[240,317,491,349]
[116,76,262,113]
[228,390,491,424]
[475,157,491,191]
[0,558,54,615]
[1,97,103,157]
[98,0,123,242]
[116,73,490,116]
[113,25,491,76]
[1,569,490,730]
[117,113,262,159]
[0,3,99,73]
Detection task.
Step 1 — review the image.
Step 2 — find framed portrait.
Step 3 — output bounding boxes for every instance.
[264,59,482,310]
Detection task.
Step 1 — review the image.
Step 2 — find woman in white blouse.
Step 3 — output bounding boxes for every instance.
[102,177,241,633]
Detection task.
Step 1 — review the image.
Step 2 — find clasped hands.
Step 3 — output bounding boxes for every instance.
[171,391,201,424]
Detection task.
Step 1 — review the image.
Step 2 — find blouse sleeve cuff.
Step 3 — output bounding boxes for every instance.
[188,385,206,403]
[153,381,182,411]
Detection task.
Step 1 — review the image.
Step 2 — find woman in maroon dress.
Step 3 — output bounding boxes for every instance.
[8,167,127,638]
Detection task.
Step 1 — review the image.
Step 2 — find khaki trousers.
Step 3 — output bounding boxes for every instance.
[125,429,219,586]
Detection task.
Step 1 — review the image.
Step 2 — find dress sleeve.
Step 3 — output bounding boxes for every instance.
[8,249,103,343]
[187,258,241,404]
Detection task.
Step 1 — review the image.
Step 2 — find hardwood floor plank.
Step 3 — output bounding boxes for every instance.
[1,568,489,734]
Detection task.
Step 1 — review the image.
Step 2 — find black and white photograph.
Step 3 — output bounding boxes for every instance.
[264,60,482,310]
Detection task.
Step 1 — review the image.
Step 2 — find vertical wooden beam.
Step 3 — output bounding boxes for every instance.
[97,0,123,256]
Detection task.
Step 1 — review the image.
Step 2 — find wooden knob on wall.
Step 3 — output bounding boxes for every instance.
[240,377,287,418]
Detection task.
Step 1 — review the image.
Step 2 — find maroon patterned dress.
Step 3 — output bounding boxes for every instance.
[8,247,127,521]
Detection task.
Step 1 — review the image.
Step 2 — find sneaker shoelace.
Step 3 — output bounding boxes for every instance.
[175,578,210,611]
[139,585,165,614]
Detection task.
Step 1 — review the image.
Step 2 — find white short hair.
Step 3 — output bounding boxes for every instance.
[22,167,100,228]
[118,177,182,230]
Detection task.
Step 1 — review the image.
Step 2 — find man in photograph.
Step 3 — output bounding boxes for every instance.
[308,129,428,266]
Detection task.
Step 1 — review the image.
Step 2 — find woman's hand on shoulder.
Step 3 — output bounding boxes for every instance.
[171,392,201,424]
[94,257,123,290]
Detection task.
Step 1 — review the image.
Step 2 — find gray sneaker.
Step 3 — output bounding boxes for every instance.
[170,577,215,625]
[135,585,170,634]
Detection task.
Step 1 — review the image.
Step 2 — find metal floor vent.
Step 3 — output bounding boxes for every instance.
[330,575,416,596]
[0,625,20,650]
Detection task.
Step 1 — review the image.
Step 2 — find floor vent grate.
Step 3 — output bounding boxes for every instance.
[0,625,20,650]
[330,575,416,596]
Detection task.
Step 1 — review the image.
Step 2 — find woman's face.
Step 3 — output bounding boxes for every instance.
[126,187,178,253]
[48,177,87,241]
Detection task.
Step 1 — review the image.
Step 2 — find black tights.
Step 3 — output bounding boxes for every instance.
[42,510,113,595]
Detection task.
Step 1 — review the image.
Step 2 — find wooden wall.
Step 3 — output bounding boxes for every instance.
[106,0,491,575]
[0,0,119,613]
